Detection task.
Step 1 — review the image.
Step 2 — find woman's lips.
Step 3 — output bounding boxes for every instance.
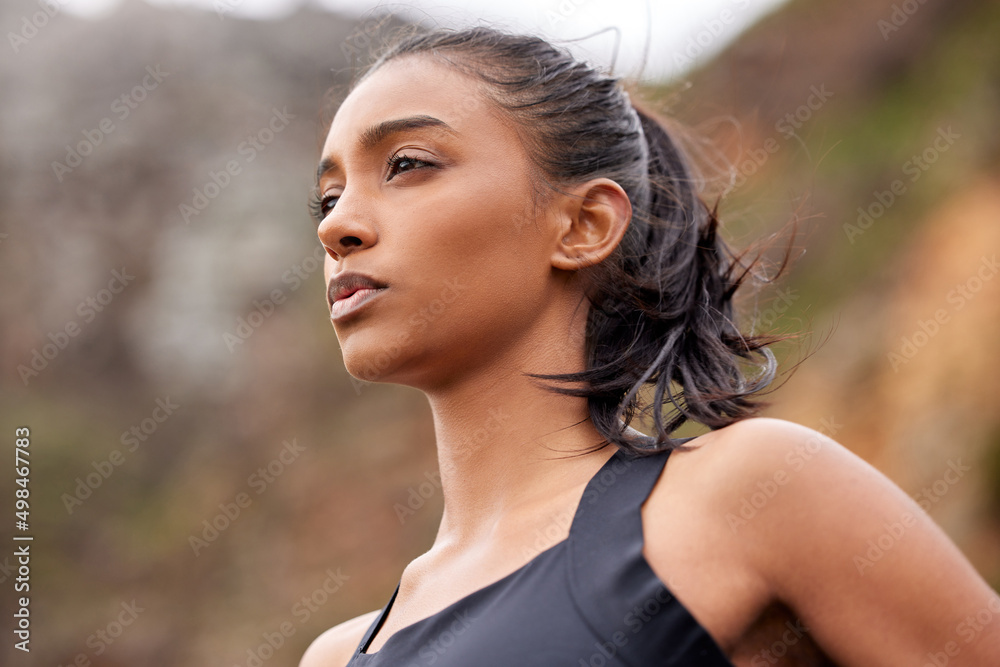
[330,287,387,321]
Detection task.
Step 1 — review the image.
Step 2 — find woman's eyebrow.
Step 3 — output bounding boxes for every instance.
[315,115,456,184]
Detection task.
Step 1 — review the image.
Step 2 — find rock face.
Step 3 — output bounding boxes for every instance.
[1,0,998,664]
[674,0,1000,584]
[767,178,1000,578]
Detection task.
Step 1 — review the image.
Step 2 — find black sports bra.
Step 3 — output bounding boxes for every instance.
[347,440,734,666]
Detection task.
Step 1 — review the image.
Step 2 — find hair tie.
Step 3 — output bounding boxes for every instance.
[624,94,653,243]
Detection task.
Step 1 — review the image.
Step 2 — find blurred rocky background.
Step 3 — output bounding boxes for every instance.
[0,0,998,664]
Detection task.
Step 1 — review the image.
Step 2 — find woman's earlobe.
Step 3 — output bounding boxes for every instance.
[550,178,632,271]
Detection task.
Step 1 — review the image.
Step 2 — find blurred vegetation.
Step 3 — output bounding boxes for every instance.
[1,0,998,665]
[665,0,1000,586]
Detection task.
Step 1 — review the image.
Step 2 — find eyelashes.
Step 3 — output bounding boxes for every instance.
[385,152,434,178]
[309,152,436,224]
[308,190,336,223]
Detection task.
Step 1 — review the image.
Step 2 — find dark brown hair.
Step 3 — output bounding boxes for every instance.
[346,25,794,456]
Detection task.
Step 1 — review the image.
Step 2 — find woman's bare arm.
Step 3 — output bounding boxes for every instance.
[703,418,1000,665]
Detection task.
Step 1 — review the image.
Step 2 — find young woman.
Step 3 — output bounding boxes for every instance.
[300,26,1000,666]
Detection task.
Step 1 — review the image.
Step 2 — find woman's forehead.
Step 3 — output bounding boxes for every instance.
[324,56,488,153]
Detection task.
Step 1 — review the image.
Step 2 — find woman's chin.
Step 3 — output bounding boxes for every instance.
[342,353,395,385]
[340,338,415,385]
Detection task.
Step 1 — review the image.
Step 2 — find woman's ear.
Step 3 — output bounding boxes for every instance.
[550,178,632,271]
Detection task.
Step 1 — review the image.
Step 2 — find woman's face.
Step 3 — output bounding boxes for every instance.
[315,55,573,390]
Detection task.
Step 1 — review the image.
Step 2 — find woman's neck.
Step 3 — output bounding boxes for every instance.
[422,342,616,555]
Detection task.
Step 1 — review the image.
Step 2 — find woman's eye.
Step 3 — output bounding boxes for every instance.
[387,153,433,180]
[310,193,340,222]
[320,195,339,215]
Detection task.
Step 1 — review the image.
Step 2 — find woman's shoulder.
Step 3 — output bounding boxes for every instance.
[652,416,856,512]
[645,415,886,557]
[642,416,1000,663]
[639,418,857,644]
[299,609,380,667]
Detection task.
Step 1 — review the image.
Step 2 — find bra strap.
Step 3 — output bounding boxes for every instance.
[353,582,399,655]
[566,439,729,665]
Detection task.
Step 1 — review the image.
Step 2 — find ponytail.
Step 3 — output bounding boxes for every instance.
[532,105,788,456]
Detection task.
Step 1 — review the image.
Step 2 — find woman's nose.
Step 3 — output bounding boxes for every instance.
[317,196,377,261]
